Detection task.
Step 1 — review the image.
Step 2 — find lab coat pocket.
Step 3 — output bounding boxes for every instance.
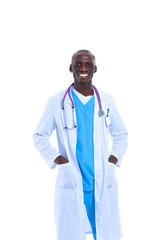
[63,103,75,129]
[56,162,76,189]
[106,162,116,188]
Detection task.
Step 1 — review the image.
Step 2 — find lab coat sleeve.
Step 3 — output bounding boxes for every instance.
[33,99,60,169]
[108,97,128,167]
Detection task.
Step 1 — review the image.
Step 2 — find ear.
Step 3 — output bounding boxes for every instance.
[94,65,97,73]
[69,64,72,72]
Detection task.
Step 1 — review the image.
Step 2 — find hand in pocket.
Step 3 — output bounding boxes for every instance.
[54,155,69,165]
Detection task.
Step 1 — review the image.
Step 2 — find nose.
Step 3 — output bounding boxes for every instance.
[80,63,88,73]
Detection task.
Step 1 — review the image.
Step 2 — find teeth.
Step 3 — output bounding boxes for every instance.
[80,74,88,76]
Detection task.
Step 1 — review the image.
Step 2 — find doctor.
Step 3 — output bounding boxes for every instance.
[33,50,128,240]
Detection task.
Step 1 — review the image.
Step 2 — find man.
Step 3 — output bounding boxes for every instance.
[33,50,128,240]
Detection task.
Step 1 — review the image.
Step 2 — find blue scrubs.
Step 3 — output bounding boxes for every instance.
[71,87,97,240]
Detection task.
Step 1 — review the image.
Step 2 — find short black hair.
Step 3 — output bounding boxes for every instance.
[71,50,96,65]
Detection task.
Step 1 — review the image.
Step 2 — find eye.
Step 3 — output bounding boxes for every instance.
[86,63,93,69]
[75,63,81,67]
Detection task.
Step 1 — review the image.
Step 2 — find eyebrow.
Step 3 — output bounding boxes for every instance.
[74,60,93,63]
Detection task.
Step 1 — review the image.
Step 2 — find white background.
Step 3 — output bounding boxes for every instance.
[0,0,160,240]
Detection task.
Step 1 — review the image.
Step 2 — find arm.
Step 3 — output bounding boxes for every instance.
[108,97,128,167]
[33,99,61,169]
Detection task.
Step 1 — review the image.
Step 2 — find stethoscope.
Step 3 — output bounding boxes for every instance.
[62,83,105,129]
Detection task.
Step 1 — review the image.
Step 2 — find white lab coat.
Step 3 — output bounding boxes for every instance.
[33,86,128,240]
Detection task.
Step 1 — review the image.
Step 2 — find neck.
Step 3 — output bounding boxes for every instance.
[73,81,94,96]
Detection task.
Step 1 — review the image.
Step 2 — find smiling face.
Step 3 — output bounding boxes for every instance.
[69,50,97,85]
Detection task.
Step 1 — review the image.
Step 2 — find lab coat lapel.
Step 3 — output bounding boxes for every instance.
[93,87,101,174]
[60,88,82,179]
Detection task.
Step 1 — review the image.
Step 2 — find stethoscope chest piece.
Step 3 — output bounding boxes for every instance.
[98,109,105,117]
